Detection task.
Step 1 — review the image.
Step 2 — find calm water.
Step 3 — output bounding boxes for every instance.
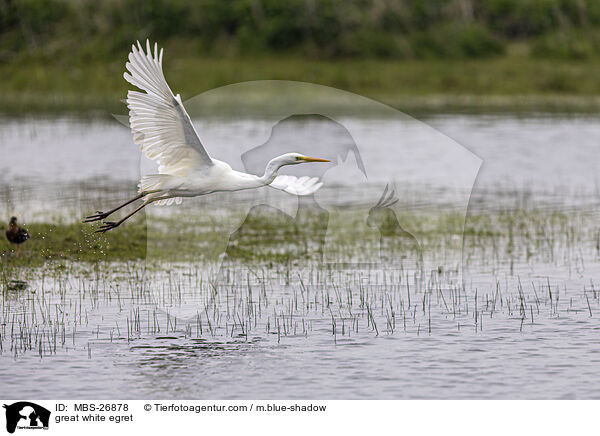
[1,113,600,399]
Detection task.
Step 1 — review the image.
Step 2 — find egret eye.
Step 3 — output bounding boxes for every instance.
[295,156,304,161]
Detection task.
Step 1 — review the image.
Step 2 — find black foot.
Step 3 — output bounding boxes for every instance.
[84,211,110,223]
[95,222,120,233]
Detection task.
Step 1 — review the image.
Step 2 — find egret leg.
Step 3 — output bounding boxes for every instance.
[84,192,145,223]
[95,197,162,233]
[84,190,163,223]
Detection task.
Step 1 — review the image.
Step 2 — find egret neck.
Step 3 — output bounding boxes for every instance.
[258,155,296,185]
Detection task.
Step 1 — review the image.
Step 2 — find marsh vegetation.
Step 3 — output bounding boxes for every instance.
[1,184,600,398]
[4,1,600,113]
[1,113,600,398]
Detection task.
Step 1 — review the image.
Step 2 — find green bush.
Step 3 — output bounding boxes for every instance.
[2,0,600,60]
[532,30,600,59]
[412,23,505,59]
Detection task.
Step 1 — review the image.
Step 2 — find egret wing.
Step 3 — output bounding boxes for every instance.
[125,40,213,174]
[269,175,323,196]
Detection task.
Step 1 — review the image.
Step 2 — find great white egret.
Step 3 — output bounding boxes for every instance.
[6,216,29,257]
[85,40,330,233]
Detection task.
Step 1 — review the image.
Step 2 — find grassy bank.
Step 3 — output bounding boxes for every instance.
[3,52,600,115]
[5,1,600,114]
[0,204,594,270]
[1,204,449,267]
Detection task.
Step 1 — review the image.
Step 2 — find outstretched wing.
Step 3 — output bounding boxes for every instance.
[125,40,213,175]
[269,175,323,196]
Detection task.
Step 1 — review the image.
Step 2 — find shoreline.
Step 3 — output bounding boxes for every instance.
[3,93,600,118]
[2,56,600,116]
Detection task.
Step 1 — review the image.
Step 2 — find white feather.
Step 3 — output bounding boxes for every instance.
[269,175,323,196]
[87,42,330,232]
[125,40,213,181]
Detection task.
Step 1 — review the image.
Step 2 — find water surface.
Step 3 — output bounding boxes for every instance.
[1,113,599,399]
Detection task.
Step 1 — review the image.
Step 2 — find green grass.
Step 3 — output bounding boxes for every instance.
[1,203,594,271]
[0,205,450,267]
[0,221,148,266]
[3,52,600,115]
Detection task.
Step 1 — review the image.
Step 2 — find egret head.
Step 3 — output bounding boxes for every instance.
[279,153,330,166]
[262,153,330,184]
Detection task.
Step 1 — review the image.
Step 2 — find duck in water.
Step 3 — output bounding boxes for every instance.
[6,216,29,258]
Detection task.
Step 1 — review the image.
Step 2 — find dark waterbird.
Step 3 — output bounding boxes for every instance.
[5,216,29,258]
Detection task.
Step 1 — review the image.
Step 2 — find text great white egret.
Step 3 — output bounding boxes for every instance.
[85,40,330,232]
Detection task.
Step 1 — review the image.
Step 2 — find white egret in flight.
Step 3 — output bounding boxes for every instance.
[85,40,330,233]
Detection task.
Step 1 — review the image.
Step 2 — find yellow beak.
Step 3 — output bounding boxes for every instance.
[301,156,330,162]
